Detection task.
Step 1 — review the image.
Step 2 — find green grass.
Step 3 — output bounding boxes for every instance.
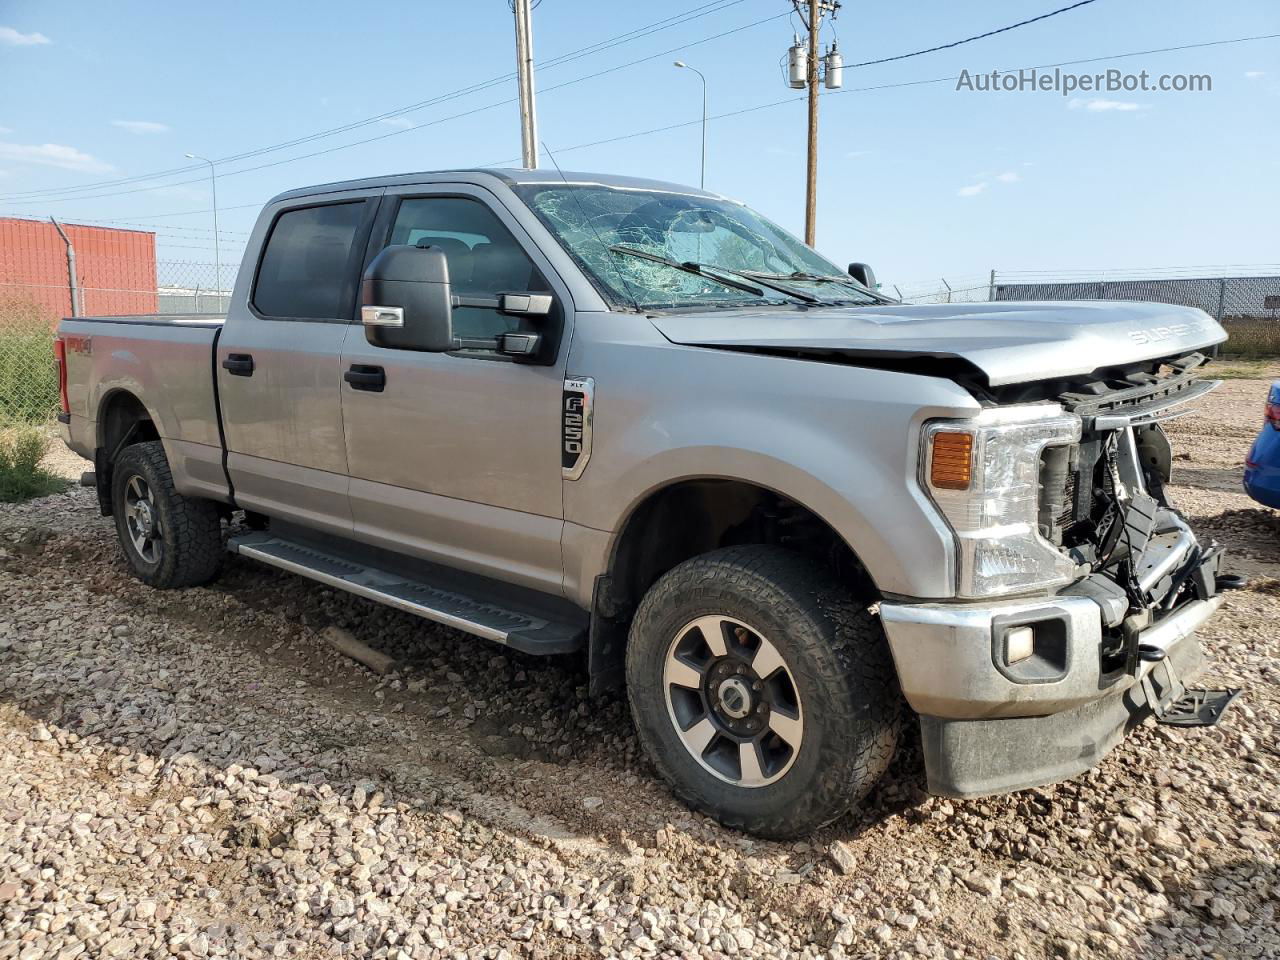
[0,300,60,425]
[0,425,71,503]
[1219,318,1280,360]
[1212,359,1280,380]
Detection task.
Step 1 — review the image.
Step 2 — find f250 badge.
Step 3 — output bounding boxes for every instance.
[562,377,594,481]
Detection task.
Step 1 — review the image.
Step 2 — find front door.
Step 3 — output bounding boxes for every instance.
[217,190,380,537]
[339,184,573,594]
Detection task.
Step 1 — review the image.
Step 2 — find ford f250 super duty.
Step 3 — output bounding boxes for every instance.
[56,169,1242,837]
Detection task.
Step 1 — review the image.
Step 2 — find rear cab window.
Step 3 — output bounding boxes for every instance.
[252,201,367,321]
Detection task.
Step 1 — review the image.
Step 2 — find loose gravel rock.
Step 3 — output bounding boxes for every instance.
[2,361,1277,958]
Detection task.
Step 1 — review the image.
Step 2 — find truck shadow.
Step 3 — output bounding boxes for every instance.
[1135,856,1279,959]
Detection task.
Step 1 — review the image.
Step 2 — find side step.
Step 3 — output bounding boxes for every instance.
[227,532,585,655]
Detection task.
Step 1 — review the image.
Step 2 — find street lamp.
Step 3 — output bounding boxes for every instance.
[673,60,707,189]
[184,153,221,309]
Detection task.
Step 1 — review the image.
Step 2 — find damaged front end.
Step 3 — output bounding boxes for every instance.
[880,351,1241,797]
[1047,353,1238,692]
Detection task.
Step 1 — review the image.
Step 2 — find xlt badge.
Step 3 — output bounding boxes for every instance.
[562,377,594,481]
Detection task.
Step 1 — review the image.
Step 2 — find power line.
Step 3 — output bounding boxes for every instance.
[11,32,1275,224]
[0,0,753,203]
[487,32,1280,162]
[0,10,788,207]
[848,0,1103,68]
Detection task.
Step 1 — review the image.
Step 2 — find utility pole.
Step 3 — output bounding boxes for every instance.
[512,0,539,169]
[803,0,820,245]
[786,1,840,246]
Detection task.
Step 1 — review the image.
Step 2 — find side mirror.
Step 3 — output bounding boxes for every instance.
[361,244,454,351]
[847,262,877,290]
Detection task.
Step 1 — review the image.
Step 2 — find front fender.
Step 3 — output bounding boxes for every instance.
[563,321,981,599]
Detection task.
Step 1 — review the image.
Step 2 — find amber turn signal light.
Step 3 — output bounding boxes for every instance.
[930,431,973,490]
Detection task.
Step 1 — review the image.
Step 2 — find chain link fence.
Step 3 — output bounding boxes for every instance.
[0,261,236,424]
[992,274,1280,357]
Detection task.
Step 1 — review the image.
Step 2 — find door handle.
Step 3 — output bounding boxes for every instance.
[344,364,386,392]
[222,354,254,376]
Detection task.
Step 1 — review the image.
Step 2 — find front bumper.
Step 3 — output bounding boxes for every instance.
[880,590,1221,720]
[881,581,1224,797]
[919,629,1203,797]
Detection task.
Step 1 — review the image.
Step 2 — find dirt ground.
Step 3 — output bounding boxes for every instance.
[1,360,1277,960]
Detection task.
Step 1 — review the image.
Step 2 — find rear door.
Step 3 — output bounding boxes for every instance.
[338,183,573,594]
[217,190,380,535]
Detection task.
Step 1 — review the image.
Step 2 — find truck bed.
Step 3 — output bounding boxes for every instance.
[64,313,226,327]
[59,314,230,504]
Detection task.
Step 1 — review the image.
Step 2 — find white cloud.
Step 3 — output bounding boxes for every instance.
[995,171,1020,183]
[0,126,10,135]
[0,26,51,46]
[1245,71,1266,79]
[845,149,872,159]
[957,183,987,197]
[1068,97,1147,112]
[0,142,113,173]
[112,120,170,135]
[379,117,415,130]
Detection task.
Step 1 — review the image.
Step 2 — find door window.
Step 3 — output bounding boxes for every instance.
[253,202,365,320]
[389,197,546,342]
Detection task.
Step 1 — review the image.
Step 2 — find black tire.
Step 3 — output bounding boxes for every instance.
[111,441,223,589]
[626,545,902,838]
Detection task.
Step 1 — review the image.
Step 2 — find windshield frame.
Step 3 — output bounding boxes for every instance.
[510,182,887,312]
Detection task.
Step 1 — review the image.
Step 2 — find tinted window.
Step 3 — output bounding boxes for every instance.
[390,197,545,341]
[254,202,364,319]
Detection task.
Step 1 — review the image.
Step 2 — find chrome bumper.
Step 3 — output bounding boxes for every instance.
[880,591,1222,720]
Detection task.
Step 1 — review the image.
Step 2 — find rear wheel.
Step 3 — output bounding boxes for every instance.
[626,545,902,838]
[111,441,223,588]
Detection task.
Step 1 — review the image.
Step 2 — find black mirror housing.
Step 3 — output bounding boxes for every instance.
[361,245,454,351]
[847,262,877,291]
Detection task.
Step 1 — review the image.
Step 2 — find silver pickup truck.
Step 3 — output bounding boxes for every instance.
[56,168,1240,838]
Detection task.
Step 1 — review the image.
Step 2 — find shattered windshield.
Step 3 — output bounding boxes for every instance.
[512,183,881,310]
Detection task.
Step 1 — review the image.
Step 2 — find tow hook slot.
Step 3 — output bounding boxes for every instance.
[1152,686,1242,727]
[1138,658,1242,727]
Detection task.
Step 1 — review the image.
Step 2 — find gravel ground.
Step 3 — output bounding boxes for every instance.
[2,362,1277,960]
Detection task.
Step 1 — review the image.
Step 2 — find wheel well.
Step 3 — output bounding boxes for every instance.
[99,390,160,457]
[608,479,875,611]
[93,391,160,516]
[586,479,876,695]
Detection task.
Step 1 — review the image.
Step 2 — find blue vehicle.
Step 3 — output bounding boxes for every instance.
[1244,381,1280,509]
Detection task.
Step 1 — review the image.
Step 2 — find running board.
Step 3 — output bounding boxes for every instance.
[227,532,585,655]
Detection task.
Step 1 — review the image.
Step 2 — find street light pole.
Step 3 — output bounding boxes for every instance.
[673,61,707,189]
[184,153,221,307]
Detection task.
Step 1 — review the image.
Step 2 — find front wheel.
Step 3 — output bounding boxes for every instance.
[111,441,223,589]
[626,545,903,838]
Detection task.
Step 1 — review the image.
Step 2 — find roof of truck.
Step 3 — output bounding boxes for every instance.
[269,168,725,205]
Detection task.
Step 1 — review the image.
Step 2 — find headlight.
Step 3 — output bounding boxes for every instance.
[923,404,1082,598]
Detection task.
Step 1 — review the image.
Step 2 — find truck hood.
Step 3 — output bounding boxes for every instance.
[650,300,1227,387]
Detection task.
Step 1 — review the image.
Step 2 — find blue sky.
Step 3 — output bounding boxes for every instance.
[1,0,1277,289]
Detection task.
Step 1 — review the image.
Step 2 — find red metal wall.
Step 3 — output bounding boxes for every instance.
[0,217,158,324]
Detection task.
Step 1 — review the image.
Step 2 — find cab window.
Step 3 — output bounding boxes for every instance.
[388,197,547,342]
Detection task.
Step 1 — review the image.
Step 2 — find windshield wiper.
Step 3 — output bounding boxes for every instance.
[608,245,765,297]
[737,269,882,301]
[711,267,823,304]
